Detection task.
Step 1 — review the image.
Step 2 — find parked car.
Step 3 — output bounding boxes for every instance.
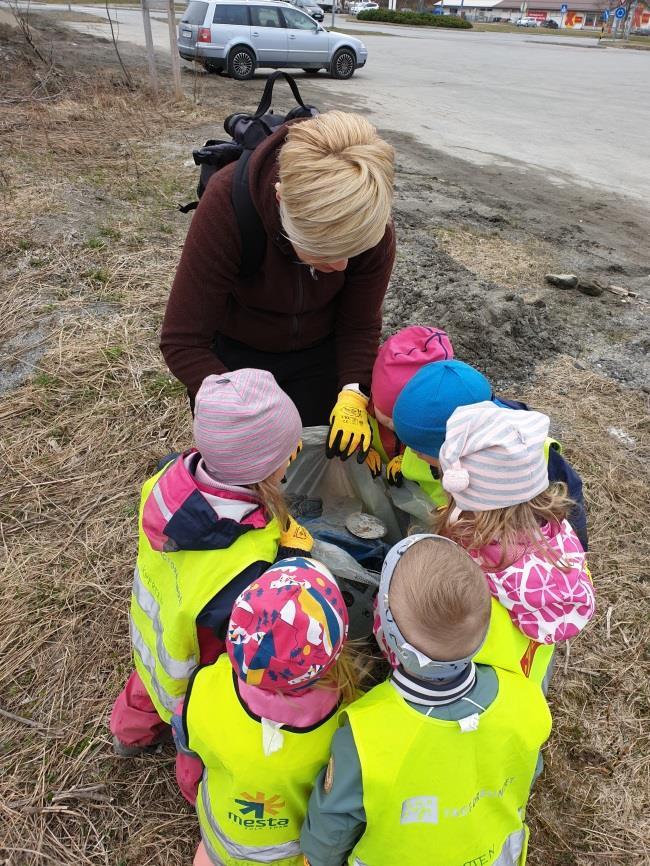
[289,0,325,22]
[178,0,367,79]
[541,18,559,27]
[318,0,342,12]
[516,16,540,26]
[349,1,379,14]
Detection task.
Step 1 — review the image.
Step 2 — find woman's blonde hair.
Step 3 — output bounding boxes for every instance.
[250,476,289,527]
[391,538,491,661]
[435,483,575,571]
[277,111,395,260]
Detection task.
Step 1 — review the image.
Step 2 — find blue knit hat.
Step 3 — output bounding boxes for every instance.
[393,360,492,458]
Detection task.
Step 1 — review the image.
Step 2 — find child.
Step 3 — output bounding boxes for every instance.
[365,326,453,485]
[110,369,310,757]
[173,558,352,866]
[393,358,589,549]
[436,402,595,688]
[438,401,595,682]
[301,535,552,866]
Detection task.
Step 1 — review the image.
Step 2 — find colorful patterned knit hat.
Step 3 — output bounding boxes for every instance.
[227,558,349,692]
[371,326,454,417]
[439,401,550,512]
[193,369,302,487]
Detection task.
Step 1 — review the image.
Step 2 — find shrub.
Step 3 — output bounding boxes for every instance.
[356,9,472,27]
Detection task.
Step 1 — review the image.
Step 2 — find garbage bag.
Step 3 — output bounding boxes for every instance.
[285,427,403,542]
[285,428,400,638]
[386,479,438,527]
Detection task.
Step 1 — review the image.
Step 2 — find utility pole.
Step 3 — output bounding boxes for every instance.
[166,0,183,99]
[140,0,159,93]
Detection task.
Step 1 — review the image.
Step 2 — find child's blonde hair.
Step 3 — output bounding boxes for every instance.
[435,483,575,571]
[390,537,491,661]
[250,476,289,528]
[317,641,371,705]
[277,111,395,261]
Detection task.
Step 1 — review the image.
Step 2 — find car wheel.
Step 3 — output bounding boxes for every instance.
[228,46,256,81]
[303,68,321,74]
[330,48,355,79]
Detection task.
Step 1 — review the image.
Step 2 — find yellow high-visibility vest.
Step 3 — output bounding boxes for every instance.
[345,669,551,866]
[400,448,447,506]
[187,654,343,865]
[369,414,392,465]
[130,465,280,721]
[475,598,554,687]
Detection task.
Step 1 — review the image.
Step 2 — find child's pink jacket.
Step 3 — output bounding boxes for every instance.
[470,519,595,644]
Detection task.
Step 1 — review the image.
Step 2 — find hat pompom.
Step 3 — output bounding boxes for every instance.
[442,467,470,493]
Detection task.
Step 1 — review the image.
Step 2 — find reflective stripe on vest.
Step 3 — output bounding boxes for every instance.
[129,616,178,714]
[494,828,527,865]
[200,826,227,866]
[199,770,301,863]
[132,566,198,680]
[346,671,550,866]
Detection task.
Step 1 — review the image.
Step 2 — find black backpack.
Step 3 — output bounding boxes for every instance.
[179,72,319,279]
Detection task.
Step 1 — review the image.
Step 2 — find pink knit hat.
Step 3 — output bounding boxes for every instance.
[227,558,349,692]
[439,401,550,512]
[371,326,454,417]
[193,369,302,486]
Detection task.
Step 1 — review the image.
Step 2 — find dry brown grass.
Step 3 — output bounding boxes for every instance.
[437,227,554,290]
[517,358,650,866]
[1,16,649,866]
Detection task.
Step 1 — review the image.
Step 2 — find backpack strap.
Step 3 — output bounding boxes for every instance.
[231,149,267,280]
[254,70,311,118]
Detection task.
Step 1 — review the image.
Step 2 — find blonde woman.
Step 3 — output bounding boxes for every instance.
[161,111,395,453]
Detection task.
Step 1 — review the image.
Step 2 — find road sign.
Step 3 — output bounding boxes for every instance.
[602,8,609,19]
[560,3,567,11]
[614,5,626,18]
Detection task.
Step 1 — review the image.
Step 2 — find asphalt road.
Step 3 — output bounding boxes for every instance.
[14,4,650,203]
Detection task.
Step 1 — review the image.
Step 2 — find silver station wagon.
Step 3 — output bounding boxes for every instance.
[177,0,368,79]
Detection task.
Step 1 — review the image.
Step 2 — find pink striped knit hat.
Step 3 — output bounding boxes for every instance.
[439,401,550,512]
[193,370,302,486]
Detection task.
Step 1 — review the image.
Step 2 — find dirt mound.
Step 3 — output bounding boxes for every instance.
[385,213,566,387]
[380,150,650,392]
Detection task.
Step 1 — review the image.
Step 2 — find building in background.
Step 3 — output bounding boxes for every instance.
[431,0,650,28]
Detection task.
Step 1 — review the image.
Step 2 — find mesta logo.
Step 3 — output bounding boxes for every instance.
[229,791,290,829]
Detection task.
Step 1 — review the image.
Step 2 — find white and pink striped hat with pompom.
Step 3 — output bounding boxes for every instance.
[439,401,550,513]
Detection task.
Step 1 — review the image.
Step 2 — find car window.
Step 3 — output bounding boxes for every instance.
[213,4,249,24]
[282,6,317,27]
[251,5,283,26]
[182,0,209,24]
